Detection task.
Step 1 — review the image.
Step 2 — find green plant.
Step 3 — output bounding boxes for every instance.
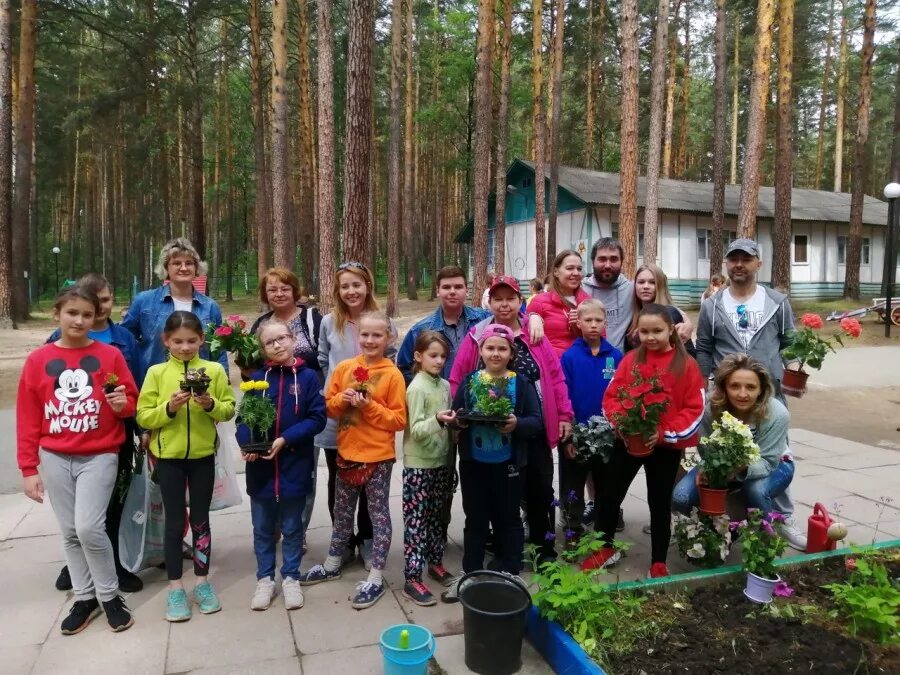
[206,314,260,367]
[696,411,762,489]
[673,508,731,569]
[781,313,861,372]
[237,380,276,440]
[469,371,514,416]
[570,415,615,464]
[824,551,900,645]
[608,363,669,439]
[732,508,787,579]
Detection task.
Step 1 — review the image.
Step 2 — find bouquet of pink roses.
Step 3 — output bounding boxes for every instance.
[205,314,260,368]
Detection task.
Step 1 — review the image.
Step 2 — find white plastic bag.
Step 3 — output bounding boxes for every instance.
[118,452,165,573]
[209,426,242,511]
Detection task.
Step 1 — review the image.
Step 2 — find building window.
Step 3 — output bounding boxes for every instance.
[793,235,808,264]
[698,229,710,260]
[637,224,645,257]
[610,222,619,241]
[723,230,738,250]
[837,236,871,265]
[522,176,532,188]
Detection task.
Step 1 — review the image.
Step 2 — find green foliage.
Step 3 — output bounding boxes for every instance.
[781,328,841,371]
[205,316,260,368]
[608,364,669,439]
[469,371,514,417]
[673,508,731,569]
[824,552,900,645]
[570,415,615,464]
[696,411,761,489]
[734,509,787,579]
[237,382,277,440]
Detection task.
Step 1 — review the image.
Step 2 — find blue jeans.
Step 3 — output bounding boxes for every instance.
[672,460,795,515]
[251,496,305,580]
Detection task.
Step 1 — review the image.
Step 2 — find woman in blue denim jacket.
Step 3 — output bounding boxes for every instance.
[122,238,227,376]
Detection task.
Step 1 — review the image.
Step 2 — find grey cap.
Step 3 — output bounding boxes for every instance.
[726,238,760,258]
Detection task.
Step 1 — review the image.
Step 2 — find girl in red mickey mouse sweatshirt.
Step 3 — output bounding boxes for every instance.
[16,288,138,635]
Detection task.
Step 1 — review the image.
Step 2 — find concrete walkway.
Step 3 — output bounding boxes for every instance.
[1,427,898,674]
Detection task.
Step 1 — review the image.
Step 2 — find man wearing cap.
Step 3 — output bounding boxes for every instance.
[695,237,807,550]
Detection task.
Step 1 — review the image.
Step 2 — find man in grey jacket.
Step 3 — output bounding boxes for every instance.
[695,237,807,550]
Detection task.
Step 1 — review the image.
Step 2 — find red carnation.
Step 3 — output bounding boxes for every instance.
[628,382,652,397]
[643,391,669,406]
[800,313,824,329]
[840,317,862,338]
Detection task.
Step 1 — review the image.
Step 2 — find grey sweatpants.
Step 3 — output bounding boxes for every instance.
[40,450,119,602]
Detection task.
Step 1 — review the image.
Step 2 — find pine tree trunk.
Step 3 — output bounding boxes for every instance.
[584,0,596,168]
[186,1,205,257]
[250,0,272,279]
[385,0,403,317]
[881,37,900,296]
[342,0,375,263]
[643,0,669,266]
[711,0,727,273]
[403,0,418,300]
[317,0,336,313]
[472,0,494,302]
[834,0,849,192]
[294,0,315,291]
[730,23,739,185]
[813,0,835,189]
[842,0,875,300]
[271,0,291,267]
[546,0,563,264]
[737,0,775,239]
[674,0,691,178]
[772,0,794,292]
[0,0,12,327]
[661,0,680,180]
[494,0,512,275]
[532,0,546,278]
[619,0,639,278]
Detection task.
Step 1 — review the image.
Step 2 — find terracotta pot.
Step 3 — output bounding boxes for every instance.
[744,572,780,604]
[698,486,728,516]
[781,369,809,398]
[624,434,653,457]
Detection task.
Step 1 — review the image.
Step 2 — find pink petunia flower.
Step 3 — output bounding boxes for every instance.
[773,581,794,597]
[227,314,243,323]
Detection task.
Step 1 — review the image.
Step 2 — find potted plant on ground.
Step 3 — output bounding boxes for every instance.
[694,411,761,516]
[732,508,788,604]
[570,415,616,465]
[457,371,515,424]
[673,507,732,569]
[607,364,670,457]
[780,314,862,397]
[237,380,276,454]
[205,314,260,369]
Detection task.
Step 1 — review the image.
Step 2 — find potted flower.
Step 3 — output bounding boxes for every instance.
[352,366,371,395]
[732,509,788,604]
[205,314,260,369]
[695,411,762,516]
[673,508,732,569]
[570,415,616,465]
[780,314,862,397]
[179,367,212,394]
[102,373,120,394]
[607,364,670,457]
[237,380,276,454]
[457,371,515,424]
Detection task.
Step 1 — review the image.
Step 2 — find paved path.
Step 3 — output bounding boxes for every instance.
[806,345,900,389]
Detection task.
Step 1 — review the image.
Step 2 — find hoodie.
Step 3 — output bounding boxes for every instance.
[581,274,634,352]
[403,371,452,469]
[560,337,623,424]
[236,360,327,500]
[526,288,593,356]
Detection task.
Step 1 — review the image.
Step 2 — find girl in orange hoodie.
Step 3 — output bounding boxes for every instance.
[299,311,406,610]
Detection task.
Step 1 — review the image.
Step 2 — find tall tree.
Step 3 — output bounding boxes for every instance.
[385,0,403,317]
[546,0,564,263]
[493,0,513,275]
[317,0,336,313]
[12,0,36,321]
[674,0,692,178]
[619,0,639,277]
[710,0,727,273]
[834,0,849,192]
[882,37,900,296]
[643,0,670,265]
[294,0,316,290]
[271,0,291,266]
[736,0,775,239]
[813,0,835,189]
[472,0,494,302]
[0,0,11,327]
[661,0,681,179]
[403,0,417,300]
[772,0,794,292]
[730,23,739,184]
[342,0,376,263]
[185,0,204,257]
[249,0,272,279]
[584,0,598,168]
[532,0,546,277]
[842,0,876,300]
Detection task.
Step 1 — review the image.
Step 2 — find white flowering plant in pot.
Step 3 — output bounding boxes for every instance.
[673,508,732,569]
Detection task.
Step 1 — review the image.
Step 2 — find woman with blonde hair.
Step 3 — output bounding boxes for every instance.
[625,263,695,356]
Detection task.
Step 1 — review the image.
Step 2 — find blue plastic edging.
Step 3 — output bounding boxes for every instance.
[526,606,605,675]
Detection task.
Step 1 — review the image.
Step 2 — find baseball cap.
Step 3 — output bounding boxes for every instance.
[725,238,760,258]
[489,275,521,296]
[478,323,515,346]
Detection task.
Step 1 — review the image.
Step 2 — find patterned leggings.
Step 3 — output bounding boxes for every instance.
[403,467,454,582]
[329,460,393,571]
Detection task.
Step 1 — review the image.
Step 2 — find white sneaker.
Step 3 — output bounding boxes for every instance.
[779,516,808,552]
[250,577,276,611]
[282,578,304,610]
[359,539,374,572]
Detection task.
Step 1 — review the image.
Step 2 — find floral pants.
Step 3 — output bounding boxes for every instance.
[403,467,454,582]
[329,460,393,571]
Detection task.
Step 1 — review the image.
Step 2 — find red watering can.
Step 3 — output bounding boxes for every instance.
[806,502,835,554]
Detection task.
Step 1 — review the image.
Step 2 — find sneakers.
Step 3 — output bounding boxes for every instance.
[193,581,222,614]
[616,508,625,532]
[440,575,471,604]
[403,580,436,607]
[55,565,73,592]
[251,578,277,611]
[299,564,342,586]
[282,578,305,610]
[581,547,621,572]
[117,568,144,593]
[779,516,808,552]
[60,598,101,635]
[642,522,653,535]
[649,562,670,579]
[582,500,596,525]
[358,539,374,572]
[166,589,192,622]
[102,595,134,632]
[350,580,385,609]
[427,564,455,587]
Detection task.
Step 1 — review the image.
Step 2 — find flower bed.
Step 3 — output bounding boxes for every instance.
[527,539,900,675]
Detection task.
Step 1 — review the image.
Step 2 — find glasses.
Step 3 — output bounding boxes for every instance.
[262,334,293,349]
[736,304,749,329]
[266,286,293,296]
[338,261,368,272]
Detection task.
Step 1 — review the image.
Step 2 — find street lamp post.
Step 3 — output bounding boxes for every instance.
[51,246,61,292]
[883,183,900,338]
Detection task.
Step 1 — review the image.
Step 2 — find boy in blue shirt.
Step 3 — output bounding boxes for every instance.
[560,299,623,537]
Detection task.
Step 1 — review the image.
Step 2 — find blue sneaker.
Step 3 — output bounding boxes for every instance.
[350,580,385,609]
[193,581,222,614]
[299,564,342,586]
[166,589,192,622]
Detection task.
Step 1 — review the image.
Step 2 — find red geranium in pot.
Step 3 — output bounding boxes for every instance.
[780,314,862,397]
[608,363,670,457]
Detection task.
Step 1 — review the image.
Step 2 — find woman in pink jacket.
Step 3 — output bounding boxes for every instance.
[526,249,591,357]
[450,275,574,569]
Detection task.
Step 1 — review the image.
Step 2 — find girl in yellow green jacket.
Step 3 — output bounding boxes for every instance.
[136,311,235,623]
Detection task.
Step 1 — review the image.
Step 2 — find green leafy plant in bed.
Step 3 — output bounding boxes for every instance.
[824,549,900,645]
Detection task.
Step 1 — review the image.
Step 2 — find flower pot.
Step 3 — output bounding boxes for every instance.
[623,434,653,458]
[697,486,728,516]
[781,370,809,398]
[743,572,780,604]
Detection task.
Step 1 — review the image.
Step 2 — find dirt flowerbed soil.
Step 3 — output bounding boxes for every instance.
[607,556,900,675]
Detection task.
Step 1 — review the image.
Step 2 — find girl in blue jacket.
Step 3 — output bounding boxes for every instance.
[237,320,327,612]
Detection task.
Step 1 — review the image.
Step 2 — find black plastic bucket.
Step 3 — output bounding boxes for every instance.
[458,570,532,674]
